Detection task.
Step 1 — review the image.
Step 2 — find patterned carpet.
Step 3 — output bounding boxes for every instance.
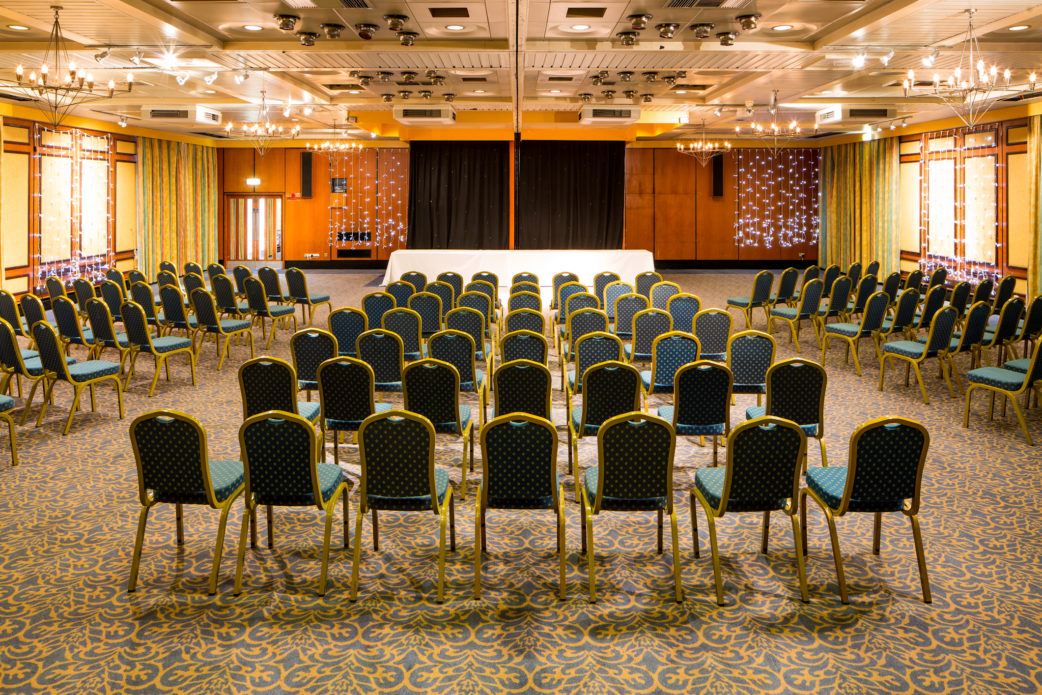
[0,269,1040,694]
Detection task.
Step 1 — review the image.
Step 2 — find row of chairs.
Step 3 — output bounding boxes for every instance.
[128,405,931,607]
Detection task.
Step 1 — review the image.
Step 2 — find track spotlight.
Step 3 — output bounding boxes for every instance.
[321,23,344,39]
[384,15,408,32]
[93,48,110,63]
[717,31,737,46]
[640,93,653,103]
[397,89,411,99]
[297,31,318,46]
[628,14,652,31]
[618,71,634,82]
[713,107,722,117]
[663,74,676,86]
[398,31,418,46]
[922,50,938,67]
[204,71,218,85]
[642,71,657,82]
[690,23,714,39]
[431,75,445,86]
[302,105,313,116]
[736,14,760,31]
[359,75,372,86]
[274,14,300,31]
[175,72,189,86]
[382,93,393,102]
[130,51,143,66]
[656,23,679,39]
[579,93,592,103]
[616,31,637,46]
[355,23,378,40]
[745,99,754,115]
[881,50,894,66]
[118,116,127,128]
[852,52,867,69]
[443,93,455,102]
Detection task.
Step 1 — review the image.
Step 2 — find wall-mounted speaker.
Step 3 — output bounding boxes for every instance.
[712,154,724,197]
[300,150,313,198]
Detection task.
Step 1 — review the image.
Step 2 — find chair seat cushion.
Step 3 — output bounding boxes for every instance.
[326,402,393,431]
[265,304,296,318]
[771,307,799,319]
[806,466,904,513]
[299,293,331,304]
[623,344,651,361]
[403,345,429,362]
[656,405,725,436]
[727,296,755,307]
[299,379,318,391]
[298,401,321,423]
[701,352,726,362]
[460,369,485,393]
[101,332,130,348]
[570,406,600,436]
[22,355,76,377]
[255,462,344,506]
[695,466,786,513]
[882,340,929,359]
[745,406,819,437]
[584,466,665,511]
[824,322,861,338]
[20,349,38,361]
[375,381,403,392]
[966,366,1026,390]
[567,369,577,392]
[433,405,471,434]
[154,459,245,505]
[369,467,449,511]
[151,335,192,353]
[213,319,251,333]
[0,394,14,412]
[67,360,120,381]
[1003,358,1030,374]
[732,383,767,395]
[173,317,199,329]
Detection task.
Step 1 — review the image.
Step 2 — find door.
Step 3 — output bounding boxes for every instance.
[227,195,282,261]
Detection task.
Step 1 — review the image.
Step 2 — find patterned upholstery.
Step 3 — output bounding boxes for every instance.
[772,280,823,321]
[285,268,331,305]
[944,301,990,353]
[769,267,799,305]
[562,309,608,360]
[568,333,623,394]
[948,281,972,318]
[184,262,203,278]
[816,276,852,320]
[329,308,367,357]
[878,289,920,337]
[0,292,27,336]
[668,294,701,333]
[483,417,557,509]
[53,296,92,347]
[160,285,198,332]
[425,282,455,320]
[437,272,464,304]
[429,330,481,391]
[1003,358,1030,374]
[182,274,206,299]
[72,278,95,314]
[238,358,301,418]
[212,275,248,317]
[291,329,338,390]
[575,362,641,435]
[510,282,540,297]
[594,272,621,308]
[696,420,802,512]
[127,270,147,287]
[105,269,127,294]
[971,278,994,306]
[984,297,1024,350]
[728,331,775,395]
[589,415,674,511]
[749,359,826,438]
[66,358,121,381]
[913,285,946,332]
[627,309,671,361]
[86,299,130,349]
[881,272,902,305]
[635,272,662,300]
[650,282,680,311]
[827,291,889,340]
[500,330,548,365]
[206,263,226,283]
[603,282,633,321]
[642,332,700,393]
[845,275,877,316]
[362,292,396,330]
[494,360,552,420]
[467,279,498,313]
[356,330,404,392]
[99,281,125,322]
[693,310,731,360]
[791,266,820,302]
[244,277,295,319]
[865,260,880,278]
[447,307,492,360]
[821,265,841,298]
[562,294,600,333]
[904,269,924,292]
[258,267,289,303]
[20,294,49,330]
[662,361,731,436]
[512,272,539,286]
[845,262,863,288]
[551,273,579,309]
[966,366,1029,389]
[241,415,343,507]
[383,308,424,360]
[232,265,253,295]
[504,308,543,336]
[404,360,466,433]
[508,291,541,314]
[360,412,446,511]
[46,276,67,301]
[613,294,648,339]
[459,291,495,338]
[129,282,163,327]
[727,270,773,308]
[555,283,586,323]
[400,272,428,294]
[1018,295,1042,343]
[192,290,251,335]
[318,358,382,427]
[156,271,179,291]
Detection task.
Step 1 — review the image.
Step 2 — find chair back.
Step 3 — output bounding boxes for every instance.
[31,322,71,381]
[821,264,841,297]
[458,291,494,335]
[800,265,820,286]
[428,330,478,386]
[552,272,579,307]
[400,271,427,294]
[650,281,681,310]
[99,280,124,319]
[238,357,299,418]
[407,292,442,338]
[329,308,367,357]
[955,301,990,352]
[564,293,599,323]
[472,271,499,296]
[791,278,824,319]
[1020,294,1042,341]
[926,266,947,292]
[86,297,119,344]
[915,284,946,330]
[158,261,177,275]
[613,294,648,338]
[824,275,852,315]
[0,292,23,334]
[73,278,96,312]
[512,271,539,286]
[573,332,623,387]
[635,271,662,299]
[649,332,700,389]
[988,296,1024,346]
[425,281,455,319]
[20,294,48,330]
[727,330,775,391]
[284,267,314,302]
[555,282,585,321]
[189,289,221,331]
[750,269,775,305]
[291,328,338,386]
[52,296,86,345]
[240,412,324,509]
[1022,340,1042,392]
[211,274,241,315]
[446,306,488,355]
[356,329,404,386]
[130,410,218,507]
[865,260,881,278]
[382,307,423,355]
[948,281,972,318]
[500,330,548,365]
[362,292,396,330]
[510,281,540,297]
[923,306,958,354]
[258,266,285,303]
[631,309,672,357]
[121,301,156,350]
[159,285,192,328]
[481,414,558,508]
[182,273,206,298]
[993,275,1016,315]
[0,319,31,377]
[971,277,994,306]
[386,280,414,307]
[693,309,731,357]
[504,308,544,335]
[858,291,890,334]
[904,268,924,292]
[46,276,67,301]
[243,276,274,316]
[717,417,804,515]
[358,410,439,507]
[845,262,862,287]
[129,282,159,324]
[773,267,798,304]
[156,270,179,290]
[580,362,642,431]
[494,360,552,419]
[403,359,462,431]
[436,271,464,303]
[667,293,701,333]
[594,271,621,307]
[318,357,378,423]
[508,291,541,314]
[184,262,203,278]
[849,275,877,315]
[468,278,498,314]
[881,271,902,305]
[841,417,929,515]
[764,359,826,434]
[674,361,732,429]
[565,308,608,356]
[885,288,920,335]
[232,265,253,295]
[206,263,226,283]
[106,268,128,294]
[592,413,674,511]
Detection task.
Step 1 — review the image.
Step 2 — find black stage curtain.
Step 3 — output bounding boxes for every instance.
[515,140,625,249]
[407,141,509,249]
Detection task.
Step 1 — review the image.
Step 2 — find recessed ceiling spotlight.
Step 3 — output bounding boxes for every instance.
[445,24,465,31]
[690,23,714,39]
[616,31,637,46]
[656,23,679,39]
[202,89,216,94]
[7,24,29,31]
[675,90,687,94]
[601,89,615,99]
[549,89,561,93]
[274,14,300,31]
[642,71,657,82]
[175,73,189,86]
[736,14,760,31]
[419,90,432,99]
[355,23,378,40]
[640,93,652,103]
[398,31,418,46]
[398,90,411,99]
[347,89,360,94]
[570,24,591,31]
[1009,24,1030,31]
[321,23,344,39]
[628,14,652,31]
[852,52,867,69]
[473,89,485,94]
[922,50,938,67]
[623,89,637,99]
[717,31,737,46]
[771,24,793,32]
[243,25,263,31]
[118,116,127,128]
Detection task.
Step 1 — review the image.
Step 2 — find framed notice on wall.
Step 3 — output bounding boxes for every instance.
[331,177,347,193]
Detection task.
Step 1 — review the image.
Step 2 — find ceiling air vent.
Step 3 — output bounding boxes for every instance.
[325,84,364,91]
[141,105,222,124]
[566,7,607,17]
[1000,89,1042,102]
[461,77,487,83]
[667,0,749,7]
[815,104,894,125]
[338,0,372,8]
[548,76,574,82]
[428,7,469,17]
[578,105,640,124]
[393,105,456,125]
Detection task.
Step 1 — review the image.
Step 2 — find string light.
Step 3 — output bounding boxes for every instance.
[734,148,820,250]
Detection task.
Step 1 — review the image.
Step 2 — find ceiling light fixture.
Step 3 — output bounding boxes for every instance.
[274,14,300,31]
[601,89,615,99]
[770,24,793,32]
[223,88,301,155]
[381,93,393,102]
[175,72,189,86]
[355,23,377,40]
[717,31,737,46]
[640,93,652,103]
[734,90,811,156]
[378,72,393,83]
[676,120,732,166]
[642,71,657,82]
[616,31,637,46]
[690,23,714,39]
[202,89,215,94]
[445,24,465,31]
[321,23,344,39]
[398,89,411,99]
[243,25,263,31]
[473,89,485,94]
[130,51,142,66]
[618,71,633,82]
[297,31,318,46]
[549,89,561,94]
[579,93,592,103]
[444,93,455,102]
[7,25,29,31]
[570,24,590,31]
[419,89,432,99]
[384,15,408,32]
[922,50,937,67]
[118,115,127,128]
[623,89,637,100]
[881,50,894,66]
[656,23,679,39]
[204,71,218,85]
[628,14,652,31]
[852,52,867,69]
[675,90,687,94]
[93,48,109,63]
[713,107,722,117]
[302,105,313,115]
[1008,24,1030,31]
[398,31,418,46]
[736,14,760,31]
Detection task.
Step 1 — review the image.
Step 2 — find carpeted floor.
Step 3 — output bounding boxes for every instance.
[0,268,1039,694]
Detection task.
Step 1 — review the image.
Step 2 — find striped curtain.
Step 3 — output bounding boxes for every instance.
[1028,116,1042,299]
[136,138,218,279]
[819,138,900,276]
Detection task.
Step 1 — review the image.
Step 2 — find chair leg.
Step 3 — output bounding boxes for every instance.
[850,339,863,377]
[689,492,700,557]
[789,512,810,603]
[872,512,882,554]
[147,356,162,397]
[371,508,379,551]
[821,506,848,604]
[127,502,154,592]
[2,414,15,467]
[266,504,275,549]
[473,497,483,599]
[911,362,929,404]
[317,497,336,597]
[207,494,239,595]
[908,513,932,603]
[761,511,770,554]
[669,505,683,603]
[20,377,42,425]
[584,499,596,604]
[349,502,366,601]
[1008,393,1035,446]
[704,507,724,606]
[62,385,83,435]
[557,493,567,601]
[449,492,456,552]
[436,492,450,604]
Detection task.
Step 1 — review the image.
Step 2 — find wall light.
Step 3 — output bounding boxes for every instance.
[246,177,261,186]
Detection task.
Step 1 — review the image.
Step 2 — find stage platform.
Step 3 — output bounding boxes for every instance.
[382,249,655,288]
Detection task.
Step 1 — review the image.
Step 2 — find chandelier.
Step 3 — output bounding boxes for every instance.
[903,9,1038,127]
[223,89,300,156]
[0,6,134,127]
[733,91,813,156]
[675,120,732,166]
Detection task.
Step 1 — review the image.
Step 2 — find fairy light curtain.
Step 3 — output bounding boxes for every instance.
[734,148,820,253]
[1028,115,1042,299]
[819,138,900,276]
[136,137,218,279]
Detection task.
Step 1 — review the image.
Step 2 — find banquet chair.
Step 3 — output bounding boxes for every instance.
[383,307,426,361]
[244,277,297,349]
[980,296,1024,366]
[429,329,488,426]
[769,278,823,353]
[31,321,124,435]
[0,318,72,424]
[46,276,67,302]
[625,308,672,362]
[232,265,253,297]
[351,409,455,603]
[285,267,332,327]
[99,279,125,323]
[565,331,623,405]
[903,268,924,293]
[425,281,455,321]
[362,291,396,333]
[820,264,841,298]
[127,270,148,288]
[963,340,1042,446]
[845,261,863,288]
[768,267,799,310]
[594,271,621,308]
[159,285,200,346]
[329,308,367,358]
[458,291,496,342]
[190,288,255,371]
[290,328,338,399]
[472,272,500,308]
[790,266,820,303]
[582,412,681,604]
[813,275,852,338]
[158,261,177,275]
[746,358,828,468]
[86,297,132,373]
[156,270,180,292]
[258,266,290,305]
[947,281,972,326]
[503,308,544,338]
[447,306,493,363]
[726,269,774,329]
[693,308,732,361]
[843,274,877,322]
[184,262,203,278]
[475,414,565,600]
[557,297,601,356]
[941,301,990,389]
[650,281,681,311]
[317,356,393,465]
[551,272,579,311]
[356,329,405,396]
[386,280,415,308]
[106,268,128,295]
[206,262,226,284]
[73,277,96,319]
[510,281,540,298]
[821,291,889,376]
[727,330,776,407]
[0,395,15,468]
[560,308,609,370]
[864,260,881,278]
[181,273,206,303]
[500,329,548,366]
[921,266,947,296]
[400,271,427,294]
[692,417,808,606]
[127,410,245,594]
[512,271,539,286]
[879,306,958,404]
[237,356,321,424]
[52,296,93,356]
[667,293,701,334]
[0,291,29,340]
[403,359,474,494]
[640,331,700,407]
[801,416,932,603]
[635,271,662,300]
[881,271,902,307]
[910,284,946,337]
[437,272,464,305]
[129,282,165,332]
[234,411,349,597]
[970,277,994,309]
[493,359,552,420]
[613,293,648,340]
[872,288,919,359]
[659,360,732,465]
[553,282,586,326]
[19,293,52,334]
[212,274,249,321]
[1016,294,1042,358]
[121,300,196,397]
[507,291,541,316]
[568,360,642,482]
